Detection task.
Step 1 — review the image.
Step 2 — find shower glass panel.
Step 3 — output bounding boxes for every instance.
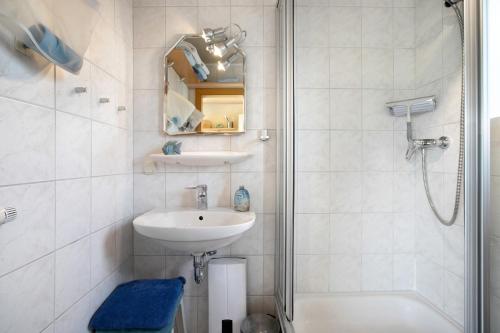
[290,0,467,332]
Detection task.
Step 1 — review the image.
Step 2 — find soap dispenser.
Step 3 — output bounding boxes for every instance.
[233,186,250,212]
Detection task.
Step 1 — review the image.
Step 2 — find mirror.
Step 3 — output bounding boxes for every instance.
[163,34,246,135]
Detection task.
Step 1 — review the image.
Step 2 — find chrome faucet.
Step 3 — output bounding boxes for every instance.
[186,184,208,210]
[405,122,450,160]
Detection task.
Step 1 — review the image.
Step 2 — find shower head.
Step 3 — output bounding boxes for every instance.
[444,0,463,7]
[386,96,436,117]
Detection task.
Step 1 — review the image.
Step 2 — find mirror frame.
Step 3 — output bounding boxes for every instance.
[162,34,247,136]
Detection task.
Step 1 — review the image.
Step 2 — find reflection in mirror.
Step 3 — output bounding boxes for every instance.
[163,25,246,135]
[199,91,244,133]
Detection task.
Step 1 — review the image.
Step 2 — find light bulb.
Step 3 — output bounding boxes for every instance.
[217,60,228,71]
[201,27,226,43]
[217,51,242,71]
[201,29,210,42]
[213,43,225,58]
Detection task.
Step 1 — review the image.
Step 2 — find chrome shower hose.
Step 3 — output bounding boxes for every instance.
[421,4,465,226]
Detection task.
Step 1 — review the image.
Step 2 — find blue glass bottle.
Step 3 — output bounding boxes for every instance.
[234,186,250,212]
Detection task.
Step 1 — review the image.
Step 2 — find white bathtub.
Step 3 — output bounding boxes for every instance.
[293,293,463,333]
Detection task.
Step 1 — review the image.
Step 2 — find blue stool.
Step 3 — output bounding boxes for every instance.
[89,277,186,333]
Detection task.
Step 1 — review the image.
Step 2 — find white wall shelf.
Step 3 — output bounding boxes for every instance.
[150,151,251,166]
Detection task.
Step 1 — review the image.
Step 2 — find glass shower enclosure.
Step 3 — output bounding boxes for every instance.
[274,0,494,332]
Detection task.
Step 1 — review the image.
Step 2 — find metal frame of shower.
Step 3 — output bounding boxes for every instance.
[477,0,492,332]
[274,0,295,331]
[465,0,482,332]
[465,0,493,331]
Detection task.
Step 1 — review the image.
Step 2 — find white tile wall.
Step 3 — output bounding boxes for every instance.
[295,0,418,297]
[0,255,55,333]
[0,1,134,332]
[0,98,55,185]
[55,238,91,317]
[296,214,330,254]
[362,254,393,291]
[55,179,92,248]
[54,295,93,333]
[330,172,362,213]
[394,254,415,290]
[132,1,277,331]
[55,112,92,179]
[330,89,362,130]
[296,255,329,292]
[329,254,361,291]
[330,48,362,88]
[329,7,362,47]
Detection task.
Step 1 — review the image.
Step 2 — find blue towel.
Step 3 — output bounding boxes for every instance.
[28,24,83,74]
[88,277,186,331]
[179,41,210,81]
[193,64,208,80]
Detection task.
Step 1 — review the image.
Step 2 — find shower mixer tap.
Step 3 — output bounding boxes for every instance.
[404,120,450,161]
[404,120,450,160]
[405,137,450,160]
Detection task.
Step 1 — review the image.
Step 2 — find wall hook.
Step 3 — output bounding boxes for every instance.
[259,129,270,142]
[74,87,88,94]
[99,97,110,103]
[117,106,127,111]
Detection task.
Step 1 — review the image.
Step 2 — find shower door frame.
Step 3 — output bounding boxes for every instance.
[275,0,295,331]
[273,0,485,332]
[466,0,484,332]
[477,0,497,332]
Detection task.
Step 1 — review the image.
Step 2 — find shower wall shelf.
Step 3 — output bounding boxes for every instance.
[150,151,251,166]
[386,95,437,116]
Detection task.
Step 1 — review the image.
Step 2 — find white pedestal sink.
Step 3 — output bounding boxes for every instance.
[133,208,256,255]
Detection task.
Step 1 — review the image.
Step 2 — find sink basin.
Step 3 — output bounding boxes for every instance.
[133,208,256,254]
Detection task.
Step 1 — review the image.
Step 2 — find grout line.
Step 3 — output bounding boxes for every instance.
[0,172,135,189]
[0,251,55,280]
[0,94,55,113]
[52,64,58,323]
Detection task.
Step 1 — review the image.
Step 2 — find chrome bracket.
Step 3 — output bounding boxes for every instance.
[13,39,31,56]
